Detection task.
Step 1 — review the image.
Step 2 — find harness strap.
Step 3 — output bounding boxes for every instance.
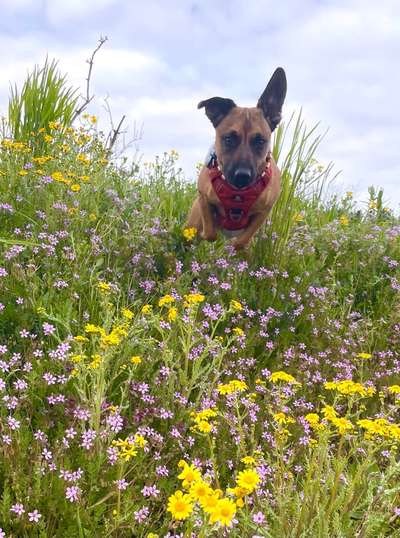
[209,156,272,231]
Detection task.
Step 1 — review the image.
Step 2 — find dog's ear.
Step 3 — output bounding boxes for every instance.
[257,67,287,131]
[198,97,237,128]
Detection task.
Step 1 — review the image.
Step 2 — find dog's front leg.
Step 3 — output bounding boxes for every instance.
[231,211,269,250]
[186,194,217,241]
[198,194,217,241]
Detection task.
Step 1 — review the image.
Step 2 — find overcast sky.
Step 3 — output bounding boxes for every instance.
[1,0,399,209]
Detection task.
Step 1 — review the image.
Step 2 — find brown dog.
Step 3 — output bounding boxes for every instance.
[186,67,287,250]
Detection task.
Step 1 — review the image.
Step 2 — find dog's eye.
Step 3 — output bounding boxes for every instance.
[252,135,267,148]
[223,133,239,149]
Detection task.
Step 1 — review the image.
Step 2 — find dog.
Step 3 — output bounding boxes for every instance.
[186,67,287,250]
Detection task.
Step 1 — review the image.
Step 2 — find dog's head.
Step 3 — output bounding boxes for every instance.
[198,68,287,189]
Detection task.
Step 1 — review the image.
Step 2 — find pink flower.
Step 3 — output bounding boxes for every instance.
[65,486,81,502]
[252,511,265,524]
[28,509,42,522]
[10,503,25,516]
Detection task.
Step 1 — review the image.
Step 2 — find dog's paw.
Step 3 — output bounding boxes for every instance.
[231,238,250,251]
[201,231,217,241]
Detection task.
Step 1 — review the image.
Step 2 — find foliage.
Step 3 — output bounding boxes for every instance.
[0,115,400,537]
[8,58,79,150]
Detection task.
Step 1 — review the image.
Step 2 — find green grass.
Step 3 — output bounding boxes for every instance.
[8,58,79,149]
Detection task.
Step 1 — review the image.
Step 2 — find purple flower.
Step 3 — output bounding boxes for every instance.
[80,429,96,450]
[133,506,149,523]
[252,511,265,524]
[10,503,25,516]
[7,416,21,430]
[28,509,42,522]
[43,322,56,336]
[115,479,129,491]
[106,412,124,433]
[141,485,160,498]
[65,486,81,502]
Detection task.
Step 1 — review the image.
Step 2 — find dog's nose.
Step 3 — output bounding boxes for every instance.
[233,167,252,188]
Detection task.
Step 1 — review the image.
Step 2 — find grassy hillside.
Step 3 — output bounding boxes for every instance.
[0,118,400,537]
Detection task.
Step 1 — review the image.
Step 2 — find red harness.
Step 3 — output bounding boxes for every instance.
[209,158,272,231]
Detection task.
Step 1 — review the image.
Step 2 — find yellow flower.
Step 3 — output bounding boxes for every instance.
[177,461,201,488]
[158,294,175,307]
[226,486,247,498]
[189,480,212,501]
[97,281,111,292]
[122,308,134,320]
[43,134,53,143]
[236,469,260,493]
[89,354,101,369]
[130,356,142,365]
[330,416,354,435]
[77,153,90,165]
[193,408,217,421]
[388,385,400,394]
[324,380,375,398]
[70,183,81,192]
[232,327,244,337]
[293,213,304,222]
[90,115,97,124]
[84,323,104,334]
[345,191,353,199]
[322,405,337,421]
[134,434,147,448]
[196,420,212,433]
[200,491,222,514]
[357,352,372,359]
[305,413,326,432]
[241,456,256,466]
[339,215,349,226]
[18,170,28,176]
[74,335,89,343]
[217,379,248,395]
[269,371,300,385]
[273,412,295,425]
[167,490,193,520]
[184,292,205,306]
[358,418,400,442]
[141,304,152,314]
[100,332,121,347]
[167,307,178,321]
[230,300,243,312]
[183,227,197,241]
[112,434,146,460]
[147,534,159,538]
[209,497,236,527]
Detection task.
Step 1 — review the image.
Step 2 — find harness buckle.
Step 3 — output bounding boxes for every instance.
[229,208,243,222]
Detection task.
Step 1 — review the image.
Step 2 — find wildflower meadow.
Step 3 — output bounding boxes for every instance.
[0,61,400,538]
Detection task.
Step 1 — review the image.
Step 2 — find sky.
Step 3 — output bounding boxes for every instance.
[0,0,399,209]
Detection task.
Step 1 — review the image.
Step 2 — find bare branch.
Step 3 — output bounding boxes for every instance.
[72,36,108,122]
[108,114,126,153]
[103,95,142,158]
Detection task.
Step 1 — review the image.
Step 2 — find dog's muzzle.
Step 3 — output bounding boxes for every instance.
[232,167,253,189]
